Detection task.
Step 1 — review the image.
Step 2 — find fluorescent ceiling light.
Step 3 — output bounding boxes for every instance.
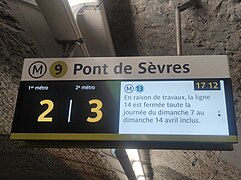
[138,176,146,180]
[133,161,144,177]
[68,0,99,7]
[126,149,145,180]
[126,149,140,161]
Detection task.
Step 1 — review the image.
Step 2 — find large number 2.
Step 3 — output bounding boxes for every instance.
[87,99,103,123]
[38,99,54,122]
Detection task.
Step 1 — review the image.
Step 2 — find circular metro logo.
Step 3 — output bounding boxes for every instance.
[124,84,134,93]
[28,61,47,79]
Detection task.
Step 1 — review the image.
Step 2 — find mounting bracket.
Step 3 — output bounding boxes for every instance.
[172,0,200,55]
[173,0,200,12]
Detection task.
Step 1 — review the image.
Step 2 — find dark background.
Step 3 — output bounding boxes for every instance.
[11,81,120,133]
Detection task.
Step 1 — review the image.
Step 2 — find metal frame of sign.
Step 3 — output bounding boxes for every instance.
[10,55,238,150]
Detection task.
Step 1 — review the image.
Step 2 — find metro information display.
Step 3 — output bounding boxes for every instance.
[11,56,238,147]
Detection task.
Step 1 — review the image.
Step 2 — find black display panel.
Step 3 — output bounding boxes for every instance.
[12,81,120,133]
[11,79,237,145]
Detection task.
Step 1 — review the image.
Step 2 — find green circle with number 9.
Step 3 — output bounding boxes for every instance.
[50,61,68,78]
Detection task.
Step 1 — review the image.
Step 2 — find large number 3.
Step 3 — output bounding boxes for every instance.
[87,99,103,123]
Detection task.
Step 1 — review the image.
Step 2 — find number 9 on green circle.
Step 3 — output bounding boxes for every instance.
[50,61,68,78]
